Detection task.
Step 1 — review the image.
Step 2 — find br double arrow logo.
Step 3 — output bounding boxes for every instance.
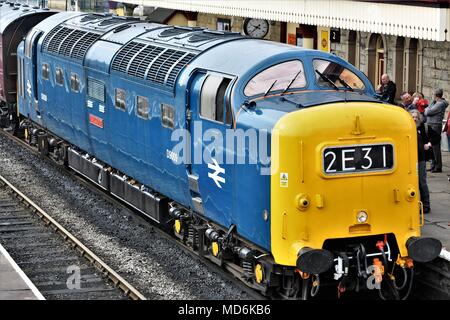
[207,159,225,189]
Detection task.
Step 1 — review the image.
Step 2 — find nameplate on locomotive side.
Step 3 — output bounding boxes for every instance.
[89,114,104,129]
[323,144,394,175]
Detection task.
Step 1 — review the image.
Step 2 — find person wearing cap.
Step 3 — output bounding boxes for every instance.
[425,88,448,173]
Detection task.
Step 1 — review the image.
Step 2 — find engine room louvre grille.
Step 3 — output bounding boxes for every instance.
[112,41,197,89]
[43,26,101,60]
[46,27,72,53]
[146,49,176,83]
[111,41,146,74]
[154,50,184,85]
[60,29,83,56]
[166,53,196,87]
[128,45,163,79]
[70,32,101,60]
[42,25,62,51]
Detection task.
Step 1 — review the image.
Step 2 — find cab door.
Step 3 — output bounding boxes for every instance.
[187,71,235,226]
[23,29,43,123]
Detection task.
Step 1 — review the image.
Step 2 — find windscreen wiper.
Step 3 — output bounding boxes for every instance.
[315,69,339,91]
[263,79,277,97]
[281,70,302,95]
[338,77,354,91]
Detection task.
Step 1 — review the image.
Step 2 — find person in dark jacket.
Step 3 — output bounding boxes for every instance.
[411,110,440,213]
[376,74,396,105]
[425,88,448,172]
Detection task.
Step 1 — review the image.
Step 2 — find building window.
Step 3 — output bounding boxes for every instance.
[404,38,421,93]
[55,68,64,86]
[42,63,50,80]
[217,18,231,31]
[87,78,105,102]
[136,95,149,119]
[115,88,126,111]
[70,73,80,92]
[367,34,385,87]
[161,103,175,129]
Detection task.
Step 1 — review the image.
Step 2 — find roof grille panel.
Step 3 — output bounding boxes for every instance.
[128,45,161,79]
[154,50,184,85]
[111,41,146,74]
[166,53,196,88]
[42,26,101,61]
[147,49,176,83]
[42,25,62,51]
[70,32,101,60]
[111,41,196,90]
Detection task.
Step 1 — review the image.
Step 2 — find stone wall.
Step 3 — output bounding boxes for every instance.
[331,29,450,99]
[421,40,450,98]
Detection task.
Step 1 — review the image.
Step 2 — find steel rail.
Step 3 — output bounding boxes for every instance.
[0,172,147,300]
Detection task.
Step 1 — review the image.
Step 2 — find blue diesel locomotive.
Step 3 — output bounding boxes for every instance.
[11,11,442,299]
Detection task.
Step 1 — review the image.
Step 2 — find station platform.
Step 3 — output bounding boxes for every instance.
[0,243,44,300]
[422,152,450,249]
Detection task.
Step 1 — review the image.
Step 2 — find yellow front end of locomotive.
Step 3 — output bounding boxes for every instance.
[271,102,421,267]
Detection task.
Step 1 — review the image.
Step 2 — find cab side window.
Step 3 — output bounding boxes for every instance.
[55,68,64,86]
[70,73,80,92]
[137,96,149,119]
[200,74,232,125]
[42,63,50,80]
[161,103,175,129]
[115,88,126,111]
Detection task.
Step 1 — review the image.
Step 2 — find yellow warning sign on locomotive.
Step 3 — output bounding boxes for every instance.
[280,173,288,188]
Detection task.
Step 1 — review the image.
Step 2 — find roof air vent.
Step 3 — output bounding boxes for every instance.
[158,28,191,38]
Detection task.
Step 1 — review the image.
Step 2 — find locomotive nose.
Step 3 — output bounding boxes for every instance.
[406,237,442,262]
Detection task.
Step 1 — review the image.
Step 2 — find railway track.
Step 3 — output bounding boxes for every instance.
[414,260,450,299]
[0,172,146,300]
[0,128,265,300]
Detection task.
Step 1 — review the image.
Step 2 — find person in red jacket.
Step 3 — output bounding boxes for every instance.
[412,92,429,114]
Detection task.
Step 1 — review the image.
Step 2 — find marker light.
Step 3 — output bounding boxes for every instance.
[357,211,368,224]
